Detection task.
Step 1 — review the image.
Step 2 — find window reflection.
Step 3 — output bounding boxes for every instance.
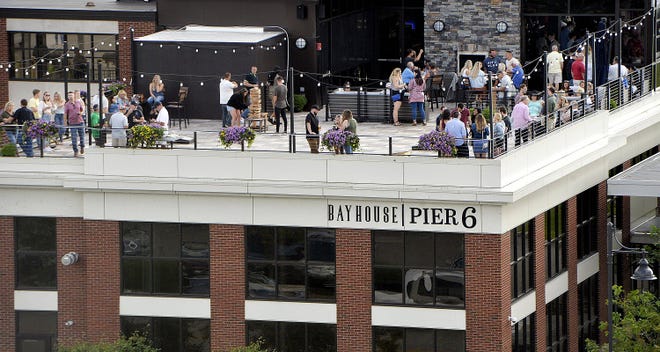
[247,321,336,352]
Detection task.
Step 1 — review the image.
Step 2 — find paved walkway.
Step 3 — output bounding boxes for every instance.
[25,108,453,158]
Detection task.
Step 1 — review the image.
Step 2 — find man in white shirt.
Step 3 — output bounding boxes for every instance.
[504,50,520,73]
[91,94,109,114]
[154,101,169,134]
[607,56,628,82]
[107,103,128,147]
[495,70,516,101]
[546,45,564,91]
[219,72,238,127]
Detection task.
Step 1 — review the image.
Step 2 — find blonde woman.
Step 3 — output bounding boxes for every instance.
[52,92,65,142]
[40,91,53,123]
[147,74,165,111]
[388,68,405,126]
[469,62,486,89]
[470,113,490,158]
[460,60,473,77]
[1,101,16,145]
[114,89,130,111]
[341,109,357,154]
[493,112,505,155]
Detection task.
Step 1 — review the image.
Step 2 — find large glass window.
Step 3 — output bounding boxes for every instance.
[16,311,57,352]
[546,203,567,279]
[246,226,336,301]
[577,186,598,259]
[8,32,118,81]
[578,274,600,351]
[15,217,57,289]
[546,293,568,352]
[247,320,337,352]
[511,220,535,299]
[121,222,210,296]
[373,231,465,308]
[121,316,210,352]
[511,313,536,352]
[373,326,465,352]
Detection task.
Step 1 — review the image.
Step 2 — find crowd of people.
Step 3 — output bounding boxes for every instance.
[0,76,172,157]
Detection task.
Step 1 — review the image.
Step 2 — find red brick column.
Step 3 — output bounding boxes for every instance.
[84,220,120,342]
[209,224,245,351]
[57,218,88,346]
[620,160,633,292]
[0,217,15,351]
[0,18,9,103]
[336,229,371,352]
[465,232,511,352]
[566,197,579,352]
[118,21,156,95]
[596,181,609,345]
[534,214,547,352]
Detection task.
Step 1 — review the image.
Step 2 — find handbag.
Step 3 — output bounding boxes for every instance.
[391,93,401,102]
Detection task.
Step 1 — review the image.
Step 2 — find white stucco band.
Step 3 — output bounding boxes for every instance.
[7,18,119,34]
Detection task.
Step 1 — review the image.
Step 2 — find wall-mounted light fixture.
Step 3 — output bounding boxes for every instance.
[496,21,509,33]
[295,38,307,49]
[61,252,79,266]
[433,20,446,33]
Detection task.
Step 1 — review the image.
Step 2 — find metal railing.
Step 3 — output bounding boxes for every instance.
[2,61,659,159]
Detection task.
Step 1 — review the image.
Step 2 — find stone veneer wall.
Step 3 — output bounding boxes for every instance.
[424,0,522,74]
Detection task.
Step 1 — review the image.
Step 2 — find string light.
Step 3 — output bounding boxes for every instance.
[159,44,163,48]
[200,82,204,86]
[195,49,199,53]
[214,50,218,54]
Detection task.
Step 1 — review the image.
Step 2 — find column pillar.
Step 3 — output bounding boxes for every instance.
[0,217,15,350]
[534,214,547,352]
[566,197,579,352]
[465,232,511,352]
[336,228,372,352]
[209,224,245,351]
[57,218,87,346]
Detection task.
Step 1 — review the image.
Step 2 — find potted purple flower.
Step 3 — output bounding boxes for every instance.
[218,126,256,149]
[417,130,456,157]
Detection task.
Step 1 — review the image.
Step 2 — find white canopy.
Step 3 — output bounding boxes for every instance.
[135,25,283,44]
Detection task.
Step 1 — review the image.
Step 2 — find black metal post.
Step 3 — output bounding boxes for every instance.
[543,51,549,128]
[388,136,393,156]
[488,72,494,159]
[292,134,296,153]
[63,40,69,97]
[86,64,92,145]
[387,88,393,124]
[357,87,362,122]
[585,31,590,89]
[289,66,295,135]
[324,86,330,122]
[194,131,197,150]
[607,222,614,352]
[130,27,137,96]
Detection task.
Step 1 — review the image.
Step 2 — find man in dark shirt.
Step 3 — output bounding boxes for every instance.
[483,48,503,74]
[243,66,259,88]
[305,105,320,153]
[126,101,144,128]
[13,99,35,157]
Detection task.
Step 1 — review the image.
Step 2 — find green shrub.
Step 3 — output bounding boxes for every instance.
[1,143,17,157]
[610,99,618,110]
[227,339,271,352]
[293,94,308,112]
[57,333,158,352]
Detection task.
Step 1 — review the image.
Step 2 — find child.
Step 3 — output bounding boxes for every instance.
[90,104,105,147]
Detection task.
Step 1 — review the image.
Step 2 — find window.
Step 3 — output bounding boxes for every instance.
[246,226,336,301]
[373,231,465,308]
[373,326,465,352]
[511,220,535,299]
[16,311,57,352]
[546,203,567,279]
[578,274,599,351]
[631,146,659,166]
[511,313,536,352]
[8,32,118,81]
[577,186,598,259]
[546,293,568,352]
[121,316,210,352]
[247,320,337,352]
[15,217,57,289]
[121,222,210,296]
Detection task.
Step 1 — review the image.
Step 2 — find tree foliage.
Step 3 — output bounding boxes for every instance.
[227,339,271,352]
[585,286,660,352]
[57,333,158,352]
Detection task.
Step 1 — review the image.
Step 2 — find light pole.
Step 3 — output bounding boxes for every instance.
[606,221,657,352]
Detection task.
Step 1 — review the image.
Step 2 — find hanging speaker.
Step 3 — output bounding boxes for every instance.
[297,4,308,20]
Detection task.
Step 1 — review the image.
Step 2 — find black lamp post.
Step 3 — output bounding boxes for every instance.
[606,221,657,352]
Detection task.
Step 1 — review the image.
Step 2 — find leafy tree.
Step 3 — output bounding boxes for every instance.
[585,286,660,352]
[58,333,158,352]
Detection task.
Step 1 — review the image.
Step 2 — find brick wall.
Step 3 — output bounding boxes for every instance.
[118,21,156,96]
[57,218,88,346]
[566,197,579,352]
[209,224,245,351]
[0,18,8,103]
[84,220,120,342]
[336,229,371,352]
[465,232,511,352]
[57,218,121,347]
[424,0,521,74]
[0,217,15,351]
[534,214,547,352]
[596,181,608,346]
